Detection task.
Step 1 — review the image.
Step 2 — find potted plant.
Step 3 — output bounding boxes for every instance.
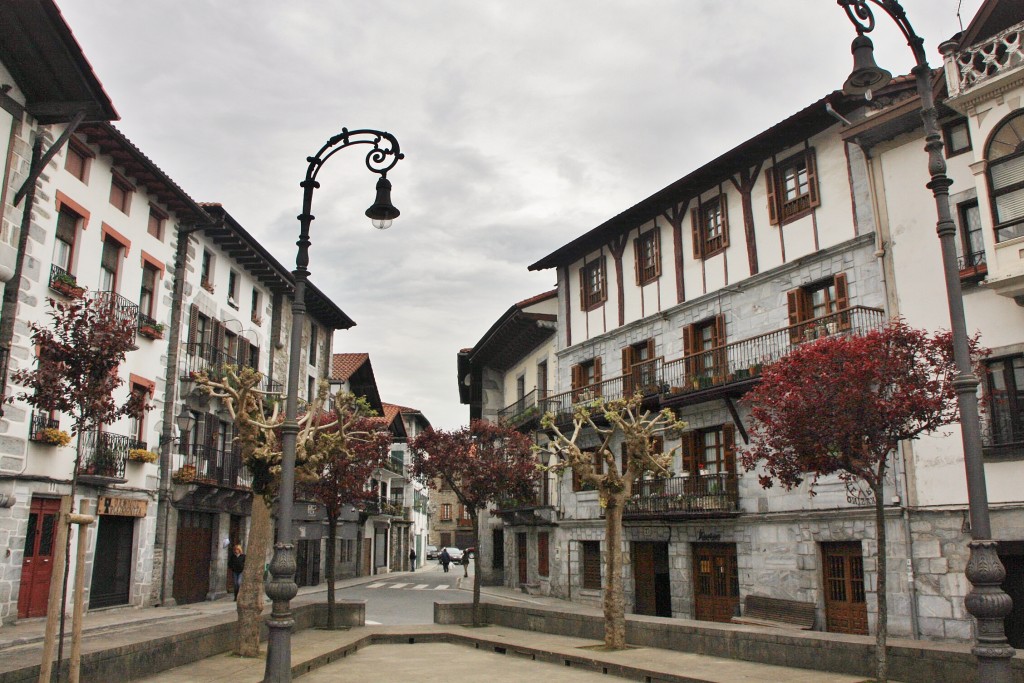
[138,320,165,339]
[33,427,71,446]
[50,272,85,297]
[172,464,197,483]
[127,448,159,464]
[200,279,215,294]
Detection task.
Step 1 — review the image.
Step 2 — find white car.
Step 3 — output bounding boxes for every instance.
[441,547,463,562]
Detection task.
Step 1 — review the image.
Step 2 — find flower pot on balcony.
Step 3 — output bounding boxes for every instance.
[127,448,159,464]
[172,465,197,483]
[138,323,164,340]
[51,277,85,298]
[32,428,71,446]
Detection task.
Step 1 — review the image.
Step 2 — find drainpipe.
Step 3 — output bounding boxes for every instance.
[155,222,207,605]
[860,140,921,639]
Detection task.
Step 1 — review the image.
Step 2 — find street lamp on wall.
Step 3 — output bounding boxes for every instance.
[263,128,403,683]
[837,1,1014,680]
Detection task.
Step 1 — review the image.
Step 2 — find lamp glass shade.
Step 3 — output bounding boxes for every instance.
[175,406,196,435]
[366,176,400,229]
[843,34,892,96]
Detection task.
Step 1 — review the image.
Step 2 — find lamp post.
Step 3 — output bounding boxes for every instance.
[263,128,402,683]
[837,1,1015,680]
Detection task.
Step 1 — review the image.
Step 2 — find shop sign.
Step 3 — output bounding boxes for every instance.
[97,496,148,517]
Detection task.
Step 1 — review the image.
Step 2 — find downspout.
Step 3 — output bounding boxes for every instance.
[861,140,921,640]
[155,222,206,605]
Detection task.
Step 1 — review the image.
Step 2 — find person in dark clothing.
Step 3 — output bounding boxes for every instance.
[409,547,417,571]
[439,548,451,573]
[228,544,245,600]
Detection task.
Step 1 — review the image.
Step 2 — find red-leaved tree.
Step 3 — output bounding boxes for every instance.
[740,319,984,683]
[302,392,391,629]
[410,421,539,626]
[11,294,148,666]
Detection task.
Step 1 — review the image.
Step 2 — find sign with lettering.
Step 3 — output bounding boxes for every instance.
[697,530,721,542]
[97,496,148,518]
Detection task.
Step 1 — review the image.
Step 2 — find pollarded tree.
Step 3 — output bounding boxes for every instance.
[410,421,539,627]
[541,393,685,650]
[739,319,983,683]
[194,367,330,656]
[302,391,391,629]
[11,294,148,665]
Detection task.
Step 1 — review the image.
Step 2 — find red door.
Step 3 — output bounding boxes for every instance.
[18,497,62,618]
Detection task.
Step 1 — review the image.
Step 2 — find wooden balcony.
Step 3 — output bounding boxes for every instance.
[624,472,739,520]
[543,306,885,423]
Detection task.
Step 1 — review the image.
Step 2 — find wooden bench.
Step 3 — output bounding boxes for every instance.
[731,595,816,630]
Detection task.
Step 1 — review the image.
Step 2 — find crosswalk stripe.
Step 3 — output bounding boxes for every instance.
[390,583,410,589]
[433,585,449,590]
[366,582,387,589]
[412,584,431,590]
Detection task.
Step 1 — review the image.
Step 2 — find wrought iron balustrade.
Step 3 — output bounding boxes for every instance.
[180,343,238,379]
[79,430,145,479]
[362,500,403,517]
[498,388,545,427]
[48,264,84,296]
[542,306,885,423]
[29,411,60,441]
[174,443,250,488]
[94,291,140,333]
[624,472,739,518]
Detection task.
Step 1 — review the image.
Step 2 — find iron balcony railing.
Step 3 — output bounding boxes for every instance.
[542,306,886,423]
[79,430,145,479]
[957,249,988,280]
[180,342,238,379]
[48,264,84,296]
[624,472,739,519]
[94,291,140,333]
[362,500,404,517]
[174,443,250,488]
[498,388,544,427]
[28,411,60,442]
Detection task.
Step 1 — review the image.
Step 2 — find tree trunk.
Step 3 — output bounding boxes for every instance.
[325,516,337,630]
[471,515,482,627]
[236,495,270,657]
[603,495,626,649]
[872,480,889,683]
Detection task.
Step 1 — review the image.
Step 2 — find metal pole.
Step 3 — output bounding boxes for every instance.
[263,129,402,683]
[837,2,1014,679]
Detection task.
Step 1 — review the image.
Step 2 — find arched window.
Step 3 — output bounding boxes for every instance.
[987,111,1024,242]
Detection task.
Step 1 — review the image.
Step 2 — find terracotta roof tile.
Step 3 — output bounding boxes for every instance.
[331,353,369,381]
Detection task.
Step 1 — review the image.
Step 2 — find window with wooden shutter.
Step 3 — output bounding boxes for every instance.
[699,194,729,257]
[187,304,200,346]
[787,288,811,344]
[788,272,851,342]
[635,229,661,285]
[538,532,549,577]
[690,204,704,260]
[581,540,601,590]
[722,423,736,475]
[767,148,820,225]
[683,324,697,380]
[680,431,700,476]
[53,208,79,273]
[580,258,607,310]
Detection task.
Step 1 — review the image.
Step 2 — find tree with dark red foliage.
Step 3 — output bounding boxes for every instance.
[302,392,391,629]
[10,294,148,667]
[740,319,984,683]
[410,421,539,626]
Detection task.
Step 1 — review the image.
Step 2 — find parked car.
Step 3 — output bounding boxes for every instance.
[425,545,438,560]
[443,547,463,562]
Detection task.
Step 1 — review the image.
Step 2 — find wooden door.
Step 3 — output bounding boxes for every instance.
[89,515,134,608]
[822,542,868,635]
[633,542,656,616]
[517,532,528,584]
[173,511,213,605]
[692,543,739,622]
[17,497,61,618]
[492,529,504,571]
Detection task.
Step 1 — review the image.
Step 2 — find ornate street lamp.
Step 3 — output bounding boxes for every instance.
[837,1,1015,680]
[264,128,403,683]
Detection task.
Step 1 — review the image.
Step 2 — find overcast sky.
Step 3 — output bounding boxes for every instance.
[57,0,983,430]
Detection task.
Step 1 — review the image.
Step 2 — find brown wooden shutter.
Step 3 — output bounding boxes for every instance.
[683,324,696,378]
[681,431,700,475]
[806,149,820,208]
[187,304,199,345]
[713,315,727,379]
[571,364,583,390]
[599,258,608,301]
[765,167,779,225]
[578,265,587,310]
[719,192,731,248]
[633,236,642,285]
[834,272,851,329]
[722,422,736,474]
[787,288,810,344]
[691,204,704,259]
[622,346,635,377]
[646,338,656,359]
[593,357,603,397]
[538,532,549,577]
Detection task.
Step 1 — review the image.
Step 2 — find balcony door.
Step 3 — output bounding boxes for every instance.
[99,237,121,292]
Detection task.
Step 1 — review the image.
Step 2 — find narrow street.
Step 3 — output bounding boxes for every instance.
[339,560,472,624]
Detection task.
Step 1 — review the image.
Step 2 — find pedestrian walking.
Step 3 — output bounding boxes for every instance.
[409,547,417,571]
[228,544,245,600]
[440,548,451,573]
